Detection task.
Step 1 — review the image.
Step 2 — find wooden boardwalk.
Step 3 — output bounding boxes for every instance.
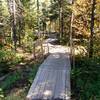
[27,42,71,100]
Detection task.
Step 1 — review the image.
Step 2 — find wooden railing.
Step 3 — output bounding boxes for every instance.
[33,38,49,60]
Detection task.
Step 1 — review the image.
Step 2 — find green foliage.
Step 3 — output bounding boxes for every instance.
[71,56,100,100]
[0,71,21,99]
[0,49,22,64]
[0,49,22,76]
[0,49,14,62]
[0,71,21,90]
[22,30,38,53]
[0,88,4,98]
[60,37,69,45]
[28,63,40,84]
[0,60,41,99]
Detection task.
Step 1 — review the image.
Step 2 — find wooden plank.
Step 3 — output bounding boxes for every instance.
[42,70,57,99]
[32,69,48,100]
[41,53,66,70]
[27,68,42,99]
[33,43,36,59]
[29,69,48,99]
[35,69,50,99]
[65,71,71,100]
[54,70,66,99]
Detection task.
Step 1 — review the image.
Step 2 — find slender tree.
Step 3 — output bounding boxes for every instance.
[58,0,64,41]
[37,0,40,35]
[70,0,75,68]
[7,0,17,51]
[60,0,64,37]
[17,0,24,46]
[89,0,96,57]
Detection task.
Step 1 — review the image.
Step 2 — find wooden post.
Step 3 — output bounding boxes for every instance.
[47,42,49,55]
[33,42,36,59]
[40,39,44,59]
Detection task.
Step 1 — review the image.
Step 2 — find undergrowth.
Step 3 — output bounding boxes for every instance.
[0,60,41,100]
[71,56,100,100]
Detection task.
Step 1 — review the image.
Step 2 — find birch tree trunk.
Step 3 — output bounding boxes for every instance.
[7,0,17,51]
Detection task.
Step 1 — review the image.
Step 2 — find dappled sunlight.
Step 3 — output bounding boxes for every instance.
[74,45,87,56]
[19,62,26,65]
[27,79,71,99]
[52,54,60,58]
[43,90,52,96]
[43,37,70,54]
[48,44,70,54]
[27,46,71,99]
[59,90,71,100]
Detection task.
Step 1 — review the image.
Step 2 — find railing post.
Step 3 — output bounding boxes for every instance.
[47,42,49,55]
[40,39,44,59]
[33,42,36,60]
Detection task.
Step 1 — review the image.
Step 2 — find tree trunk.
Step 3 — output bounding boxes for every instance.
[58,0,63,42]
[89,0,96,58]
[7,0,17,51]
[37,0,40,36]
[70,0,75,68]
[61,0,64,38]
[12,0,17,51]
[58,3,61,38]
